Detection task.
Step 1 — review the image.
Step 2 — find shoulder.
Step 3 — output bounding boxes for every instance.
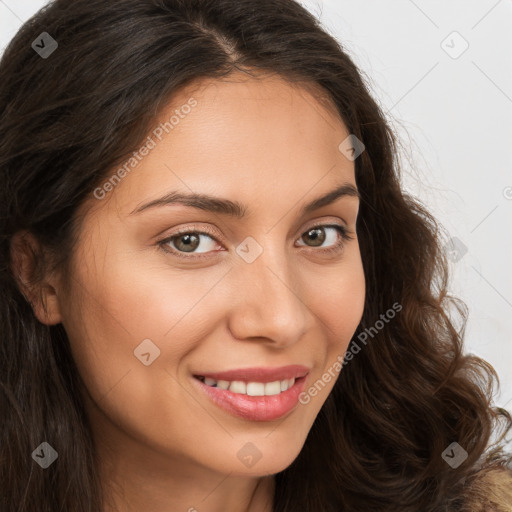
[451,465,512,512]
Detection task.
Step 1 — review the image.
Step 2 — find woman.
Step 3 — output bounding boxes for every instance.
[0,0,511,510]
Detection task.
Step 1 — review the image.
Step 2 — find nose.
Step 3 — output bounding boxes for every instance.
[226,242,312,348]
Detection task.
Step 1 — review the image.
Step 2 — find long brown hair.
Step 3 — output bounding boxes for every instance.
[0,0,510,510]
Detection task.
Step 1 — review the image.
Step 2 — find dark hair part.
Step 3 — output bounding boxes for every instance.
[1,0,510,510]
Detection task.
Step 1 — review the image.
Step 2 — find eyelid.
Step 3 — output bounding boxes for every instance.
[157,219,354,259]
[158,216,349,240]
[166,223,219,240]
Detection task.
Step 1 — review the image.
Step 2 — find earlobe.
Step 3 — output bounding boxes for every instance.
[30,283,63,326]
[9,230,63,326]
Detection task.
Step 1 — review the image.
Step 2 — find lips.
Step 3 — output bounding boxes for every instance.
[191,364,310,421]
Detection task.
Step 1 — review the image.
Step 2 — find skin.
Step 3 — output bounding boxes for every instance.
[12,71,365,511]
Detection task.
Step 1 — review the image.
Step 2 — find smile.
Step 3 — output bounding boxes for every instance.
[195,376,296,396]
[191,365,310,421]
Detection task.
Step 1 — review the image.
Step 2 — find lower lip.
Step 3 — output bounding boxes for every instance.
[192,375,308,422]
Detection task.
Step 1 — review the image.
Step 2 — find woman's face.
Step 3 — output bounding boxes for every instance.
[57,73,365,478]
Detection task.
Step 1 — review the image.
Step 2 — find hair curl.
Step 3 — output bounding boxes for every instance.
[0,0,510,510]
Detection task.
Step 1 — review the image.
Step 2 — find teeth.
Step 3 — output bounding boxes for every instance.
[217,380,230,389]
[229,381,246,394]
[264,381,281,396]
[198,376,296,396]
[246,382,265,396]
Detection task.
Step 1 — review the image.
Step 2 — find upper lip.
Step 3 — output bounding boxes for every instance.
[194,364,310,383]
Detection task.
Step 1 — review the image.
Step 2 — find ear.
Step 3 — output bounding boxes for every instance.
[9,230,63,326]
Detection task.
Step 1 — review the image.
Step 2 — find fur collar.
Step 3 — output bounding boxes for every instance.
[447,466,512,511]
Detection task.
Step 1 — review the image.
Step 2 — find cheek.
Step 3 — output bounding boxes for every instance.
[58,235,366,473]
[306,247,366,347]
[62,251,229,407]
[298,252,365,404]
[69,239,366,377]
[61,261,217,454]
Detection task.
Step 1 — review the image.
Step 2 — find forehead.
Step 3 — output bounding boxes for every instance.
[171,71,344,137]
[83,72,354,220]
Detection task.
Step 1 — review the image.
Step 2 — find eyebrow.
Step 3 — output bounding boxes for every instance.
[129,182,360,218]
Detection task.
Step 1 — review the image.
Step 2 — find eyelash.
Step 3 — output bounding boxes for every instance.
[157,223,355,260]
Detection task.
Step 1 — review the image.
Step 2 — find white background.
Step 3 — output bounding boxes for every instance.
[1,0,511,439]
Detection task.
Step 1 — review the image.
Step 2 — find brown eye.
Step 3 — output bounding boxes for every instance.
[158,223,354,260]
[302,227,327,247]
[160,229,220,258]
[296,224,353,252]
[172,233,201,253]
